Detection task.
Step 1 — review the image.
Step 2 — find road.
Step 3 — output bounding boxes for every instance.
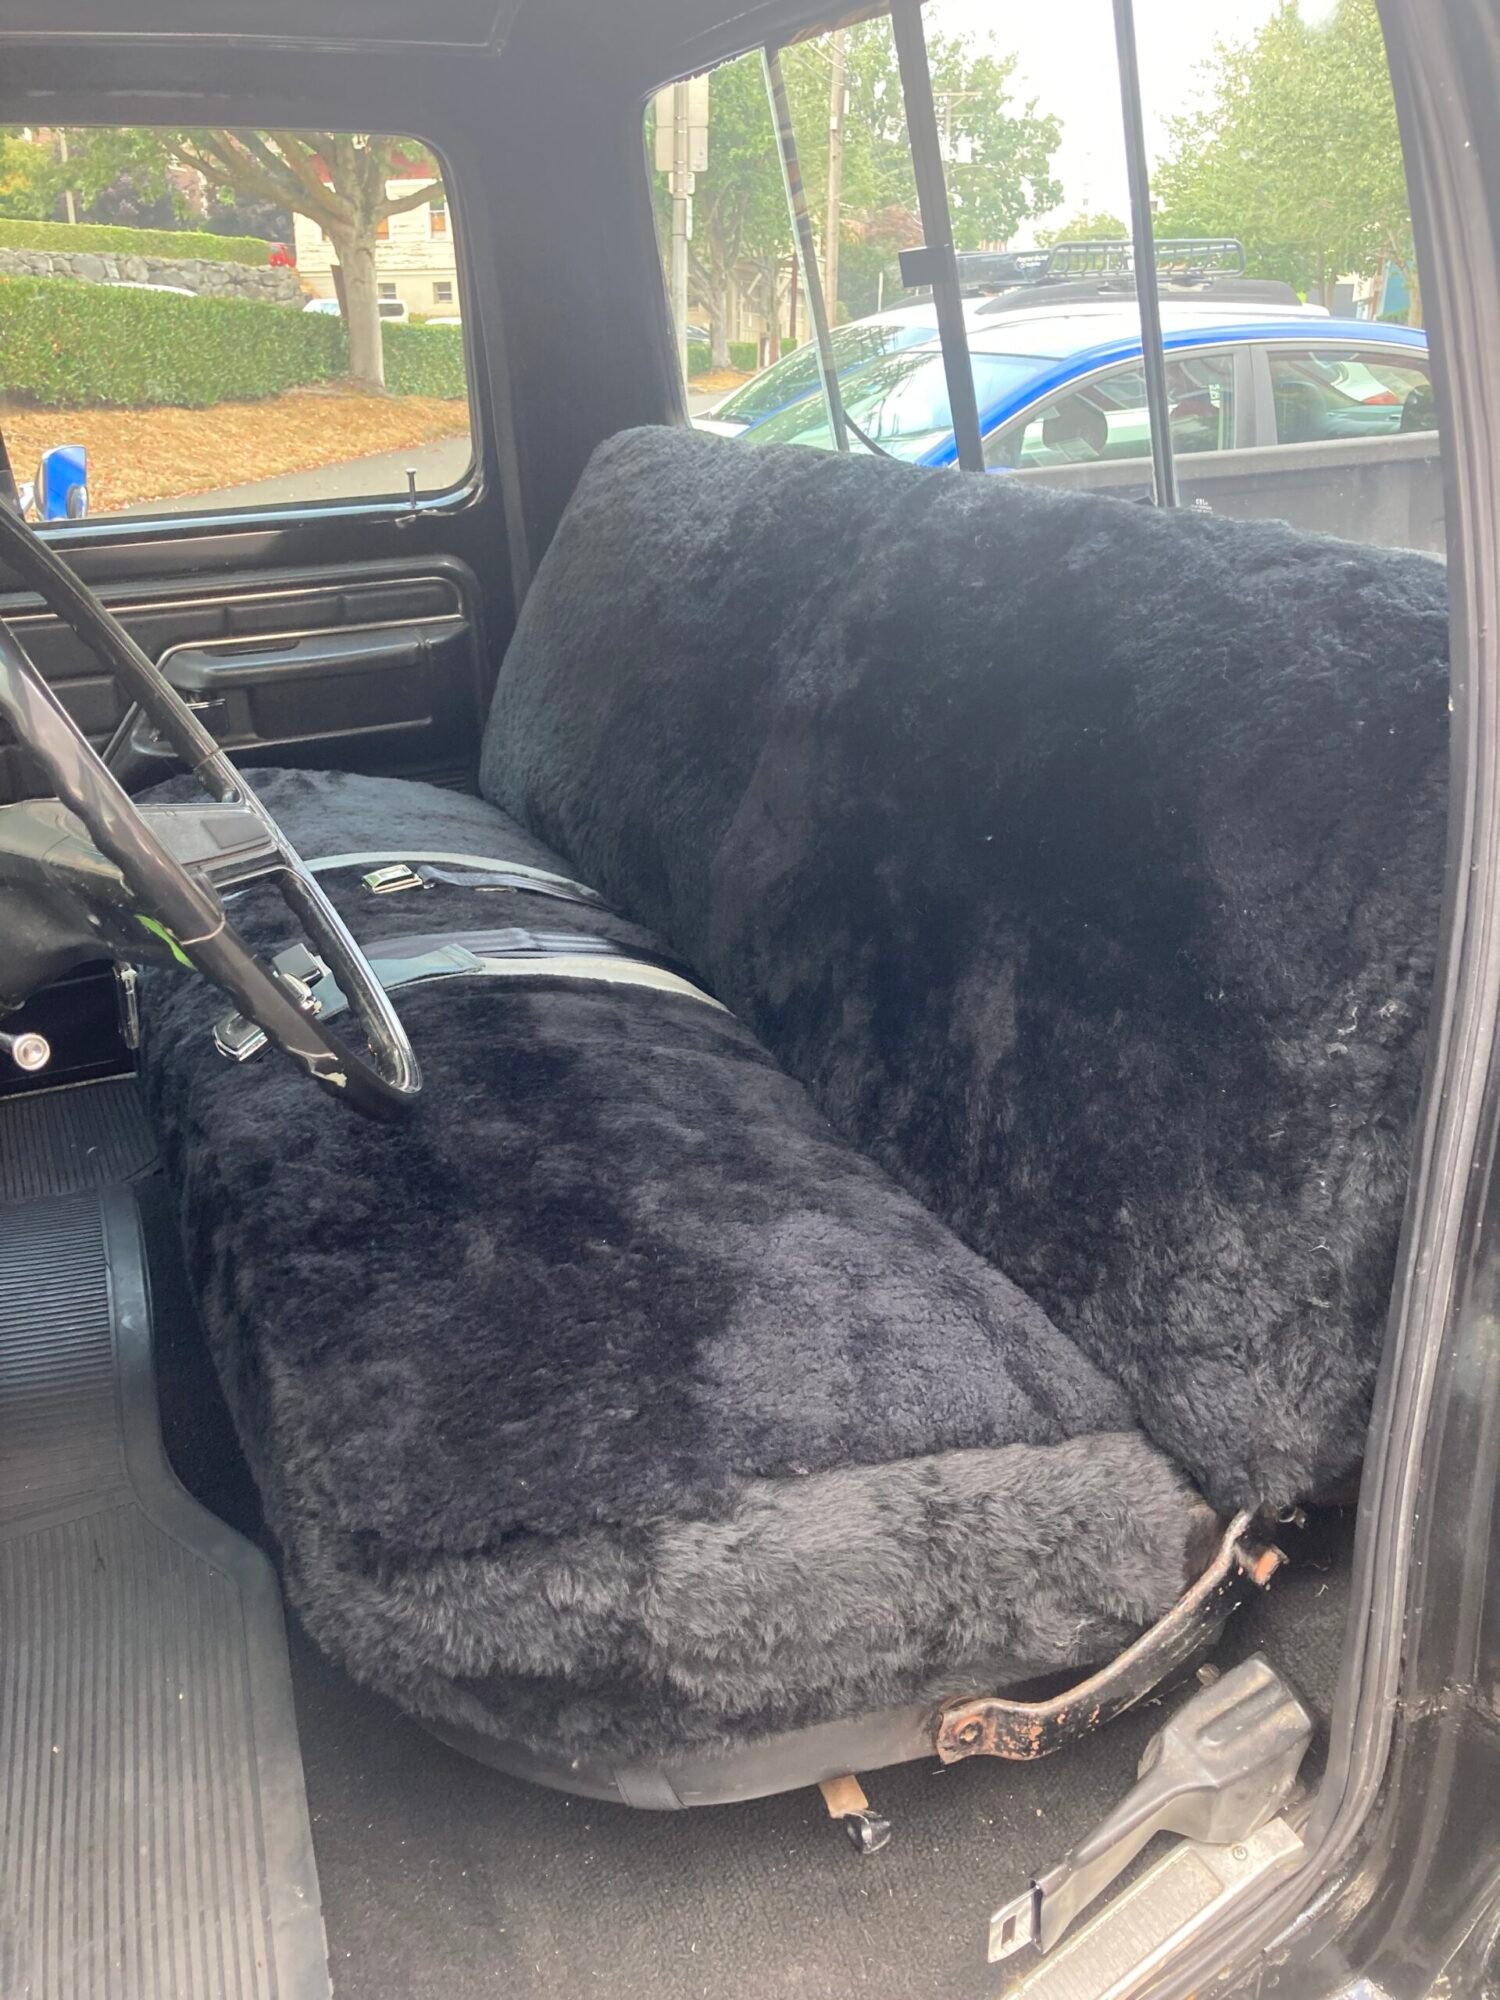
[126,393,719,515]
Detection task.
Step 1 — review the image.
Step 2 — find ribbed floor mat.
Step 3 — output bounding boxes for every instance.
[0,1077,157,1202]
[0,1187,328,2000]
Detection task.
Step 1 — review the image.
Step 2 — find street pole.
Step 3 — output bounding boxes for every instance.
[670,79,692,382]
[58,131,77,226]
[825,28,846,324]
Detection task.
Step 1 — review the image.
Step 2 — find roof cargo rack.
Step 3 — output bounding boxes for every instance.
[951,236,1248,292]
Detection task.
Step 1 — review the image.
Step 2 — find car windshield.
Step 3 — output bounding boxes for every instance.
[715,320,935,423]
[744,347,1048,460]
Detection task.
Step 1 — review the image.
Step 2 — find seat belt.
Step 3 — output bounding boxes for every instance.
[302,850,606,910]
[212,928,726,1063]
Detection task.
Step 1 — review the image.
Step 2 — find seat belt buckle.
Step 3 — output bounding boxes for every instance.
[361,863,426,894]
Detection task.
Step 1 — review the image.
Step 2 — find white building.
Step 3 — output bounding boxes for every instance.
[292,178,459,318]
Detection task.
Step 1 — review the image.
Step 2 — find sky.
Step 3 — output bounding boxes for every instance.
[926,0,1282,241]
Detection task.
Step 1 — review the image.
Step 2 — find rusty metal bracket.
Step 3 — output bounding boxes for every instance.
[935,1510,1278,1763]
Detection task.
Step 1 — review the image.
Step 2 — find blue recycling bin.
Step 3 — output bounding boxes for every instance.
[37,444,88,521]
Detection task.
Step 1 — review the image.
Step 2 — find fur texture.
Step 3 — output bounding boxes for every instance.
[139,766,1204,1760]
[484,426,1452,1512]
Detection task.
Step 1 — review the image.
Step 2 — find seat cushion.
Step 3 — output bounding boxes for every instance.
[139,766,1207,1764]
[483,426,1451,1514]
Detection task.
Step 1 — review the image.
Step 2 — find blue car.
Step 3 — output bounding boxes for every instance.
[734,306,1433,471]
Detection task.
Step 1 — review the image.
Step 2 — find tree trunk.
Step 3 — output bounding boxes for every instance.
[329,224,386,391]
[709,277,731,368]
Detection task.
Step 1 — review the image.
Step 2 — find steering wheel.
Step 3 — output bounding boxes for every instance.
[0,505,421,1118]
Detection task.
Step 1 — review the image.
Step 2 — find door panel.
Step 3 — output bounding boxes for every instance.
[0,557,487,804]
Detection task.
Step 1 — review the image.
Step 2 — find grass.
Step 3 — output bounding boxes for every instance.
[3,383,470,513]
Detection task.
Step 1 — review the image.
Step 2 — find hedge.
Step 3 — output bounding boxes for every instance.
[0,218,272,264]
[686,338,765,378]
[0,274,466,408]
[382,319,467,399]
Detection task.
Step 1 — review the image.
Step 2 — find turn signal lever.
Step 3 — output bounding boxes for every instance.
[0,1027,50,1074]
[988,1653,1312,1963]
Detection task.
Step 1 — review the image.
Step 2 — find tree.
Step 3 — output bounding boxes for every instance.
[650,20,1061,363]
[1038,207,1129,247]
[6,125,442,385]
[924,37,1062,251]
[171,133,440,387]
[1153,0,1416,319]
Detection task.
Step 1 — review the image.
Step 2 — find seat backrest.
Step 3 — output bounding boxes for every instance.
[481,425,1451,1514]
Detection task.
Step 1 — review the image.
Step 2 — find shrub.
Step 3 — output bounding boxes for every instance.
[0,276,343,407]
[383,320,467,398]
[0,218,272,264]
[686,338,767,378]
[0,275,469,408]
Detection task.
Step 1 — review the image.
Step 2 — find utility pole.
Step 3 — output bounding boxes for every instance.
[654,76,709,381]
[825,28,846,323]
[670,80,692,382]
[58,130,77,226]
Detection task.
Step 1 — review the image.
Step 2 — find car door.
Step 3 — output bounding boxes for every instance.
[0,95,518,819]
[1229,337,1443,551]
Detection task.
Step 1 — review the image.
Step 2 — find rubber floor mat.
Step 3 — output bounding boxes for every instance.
[0,1076,157,1203]
[0,1186,329,2000]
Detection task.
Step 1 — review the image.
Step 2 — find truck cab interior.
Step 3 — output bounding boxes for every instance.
[2,3,1499,1999]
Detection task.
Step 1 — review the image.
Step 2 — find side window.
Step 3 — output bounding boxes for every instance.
[986,352,1236,471]
[0,126,473,523]
[1269,347,1435,445]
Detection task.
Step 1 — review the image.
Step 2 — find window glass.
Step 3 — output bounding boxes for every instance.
[713,320,936,428]
[1269,347,1433,444]
[647,14,1063,417]
[746,348,1048,462]
[986,350,1236,470]
[0,126,473,523]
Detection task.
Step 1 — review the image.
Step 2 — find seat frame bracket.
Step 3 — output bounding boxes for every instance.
[934,1509,1279,1763]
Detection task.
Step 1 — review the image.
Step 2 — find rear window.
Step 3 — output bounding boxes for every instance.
[0,126,473,524]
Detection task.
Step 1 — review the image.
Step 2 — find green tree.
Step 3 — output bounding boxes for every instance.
[6,125,443,386]
[1037,206,1129,246]
[925,38,1061,251]
[1153,0,1416,319]
[0,130,56,218]
[651,21,1061,363]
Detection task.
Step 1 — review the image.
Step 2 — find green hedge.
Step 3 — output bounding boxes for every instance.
[0,274,466,407]
[686,338,763,378]
[0,218,272,265]
[383,319,466,398]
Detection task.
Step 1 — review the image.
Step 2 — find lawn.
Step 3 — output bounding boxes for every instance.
[3,383,470,514]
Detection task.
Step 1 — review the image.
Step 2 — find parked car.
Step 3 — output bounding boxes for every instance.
[737,310,1428,462]
[104,277,196,296]
[303,294,410,321]
[697,247,1331,440]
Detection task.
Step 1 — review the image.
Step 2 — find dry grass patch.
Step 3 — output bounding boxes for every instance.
[2,384,470,513]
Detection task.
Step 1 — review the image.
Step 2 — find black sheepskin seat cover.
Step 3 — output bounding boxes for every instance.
[139,768,1206,1764]
[482,426,1451,1515]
